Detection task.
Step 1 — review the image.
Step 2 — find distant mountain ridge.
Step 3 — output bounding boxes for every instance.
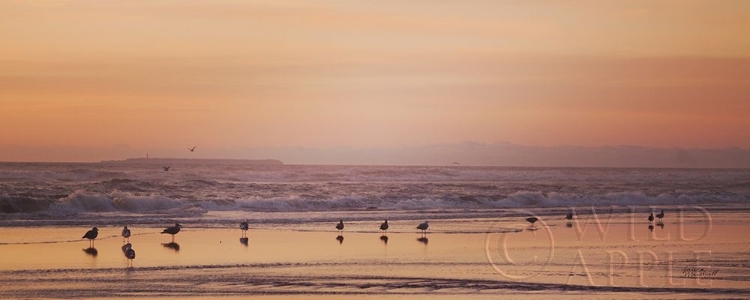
[105,158,284,165]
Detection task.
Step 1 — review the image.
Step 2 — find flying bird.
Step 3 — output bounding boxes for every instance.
[163,166,170,171]
[122,226,131,242]
[380,219,389,234]
[416,221,429,234]
[82,227,99,247]
[161,223,182,242]
[336,220,344,235]
[188,146,196,152]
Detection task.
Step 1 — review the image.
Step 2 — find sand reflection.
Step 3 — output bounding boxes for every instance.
[162,242,180,252]
[83,247,98,257]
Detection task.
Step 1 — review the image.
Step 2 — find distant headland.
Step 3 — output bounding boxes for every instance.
[103,158,284,165]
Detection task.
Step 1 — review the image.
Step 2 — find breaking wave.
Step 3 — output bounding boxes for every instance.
[2,189,745,215]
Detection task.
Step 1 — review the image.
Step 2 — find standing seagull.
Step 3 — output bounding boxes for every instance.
[82,227,98,248]
[125,247,136,267]
[240,220,249,238]
[188,146,196,152]
[656,209,664,222]
[526,217,538,225]
[335,220,344,235]
[416,221,429,234]
[121,226,131,243]
[122,243,136,267]
[565,211,574,220]
[380,219,389,235]
[161,223,182,242]
[648,213,654,222]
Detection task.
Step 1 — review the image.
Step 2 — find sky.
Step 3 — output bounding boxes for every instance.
[1,0,749,164]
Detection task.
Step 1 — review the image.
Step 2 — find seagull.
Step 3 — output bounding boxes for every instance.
[336,220,344,235]
[526,217,538,225]
[125,247,136,267]
[648,213,654,222]
[416,221,429,234]
[240,220,249,238]
[161,223,181,242]
[82,227,98,247]
[565,211,574,220]
[656,209,664,221]
[122,226,131,242]
[188,146,196,152]
[122,243,136,267]
[163,166,170,171]
[379,219,389,235]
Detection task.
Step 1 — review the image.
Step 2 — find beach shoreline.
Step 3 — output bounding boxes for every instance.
[1,213,748,299]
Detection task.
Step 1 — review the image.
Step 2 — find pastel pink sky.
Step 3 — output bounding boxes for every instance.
[1,0,749,162]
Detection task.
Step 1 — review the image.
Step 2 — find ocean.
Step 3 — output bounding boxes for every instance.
[1,162,749,298]
[1,162,748,226]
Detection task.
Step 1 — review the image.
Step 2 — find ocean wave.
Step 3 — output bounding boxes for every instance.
[4,189,738,215]
[51,190,181,212]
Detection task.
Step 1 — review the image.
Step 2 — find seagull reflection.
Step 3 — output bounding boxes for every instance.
[336,235,344,244]
[162,242,180,252]
[566,221,573,228]
[83,247,98,256]
[657,222,664,229]
[380,235,389,245]
[648,225,654,232]
[239,237,249,246]
[417,237,429,245]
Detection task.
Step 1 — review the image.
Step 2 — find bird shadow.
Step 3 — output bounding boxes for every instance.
[417,237,428,245]
[380,235,389,245]
[162,242,180,252]
[566,221,573,228]
[239,237,249,246]
[336,235,344,244]
[83,247,98,257]
[657,222,665,229]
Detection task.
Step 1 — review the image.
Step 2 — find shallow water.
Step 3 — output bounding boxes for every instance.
[1,214,748,299]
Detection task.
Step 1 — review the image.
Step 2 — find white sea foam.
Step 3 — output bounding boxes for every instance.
[0,163,748,221]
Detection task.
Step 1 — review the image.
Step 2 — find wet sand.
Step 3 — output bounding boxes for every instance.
[0,214,749,299]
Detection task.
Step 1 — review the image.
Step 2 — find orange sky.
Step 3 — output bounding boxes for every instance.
[1,0,749,162]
